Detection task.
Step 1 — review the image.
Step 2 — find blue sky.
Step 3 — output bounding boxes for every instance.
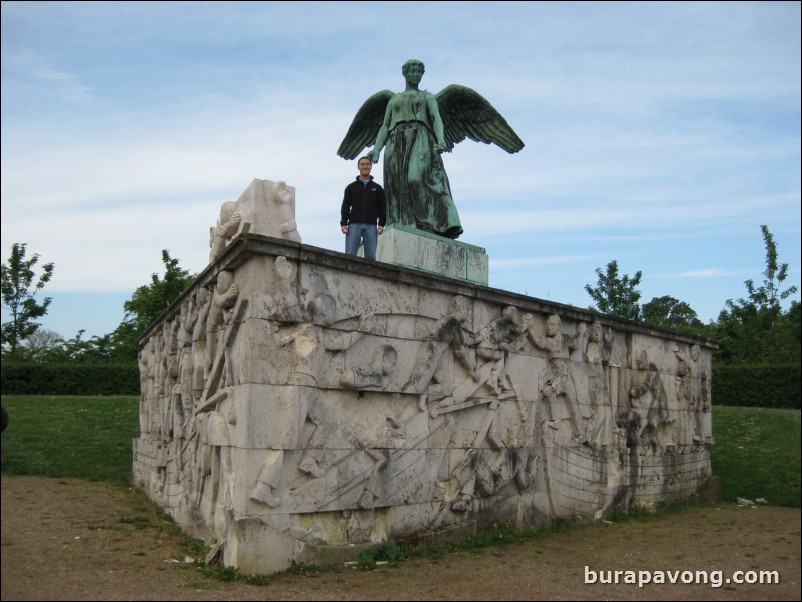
[2,1,800,340]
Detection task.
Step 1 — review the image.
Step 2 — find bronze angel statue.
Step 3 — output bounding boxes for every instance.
[337,59,524,240]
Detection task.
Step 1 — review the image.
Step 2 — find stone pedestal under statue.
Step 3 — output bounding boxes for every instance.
[374,224,489,285]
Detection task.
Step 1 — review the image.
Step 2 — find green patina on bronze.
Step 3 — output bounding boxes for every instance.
[338,59,524,240]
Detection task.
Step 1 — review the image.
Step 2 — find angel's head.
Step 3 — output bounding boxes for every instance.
[402,59,425,80]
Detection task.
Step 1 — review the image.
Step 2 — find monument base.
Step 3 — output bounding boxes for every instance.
[133,233,717,575]
[133,180,717,576]
[375,225,488,285]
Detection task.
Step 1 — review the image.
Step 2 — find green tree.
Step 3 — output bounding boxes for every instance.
[109,249,196,360]
[584,260,643,321]
[780,300,801,362]
[642,295,706,335]
[713,225,799,364]
[21,328,65,360]
[1,243,55,358]
[40,330,119,363]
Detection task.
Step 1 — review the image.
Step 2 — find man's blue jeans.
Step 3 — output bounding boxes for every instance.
[345,223,378,261]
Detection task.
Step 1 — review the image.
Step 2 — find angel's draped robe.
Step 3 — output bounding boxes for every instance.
[384,91,463,239]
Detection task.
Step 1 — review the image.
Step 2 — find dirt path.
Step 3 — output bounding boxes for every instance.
[1,475,800,601]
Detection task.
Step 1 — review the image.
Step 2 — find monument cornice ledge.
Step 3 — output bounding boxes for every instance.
[139,231,718,350]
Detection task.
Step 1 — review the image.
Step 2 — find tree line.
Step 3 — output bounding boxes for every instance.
[1,225,799,368]
[584,225,799,365]
[2,248,194,364]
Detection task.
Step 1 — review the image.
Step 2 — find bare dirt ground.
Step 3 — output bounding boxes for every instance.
[1,475,800,601]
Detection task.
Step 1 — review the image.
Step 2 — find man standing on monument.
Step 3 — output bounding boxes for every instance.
[340,156,386,261]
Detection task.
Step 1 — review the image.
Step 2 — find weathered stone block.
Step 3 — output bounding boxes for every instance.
[376,224,489,284]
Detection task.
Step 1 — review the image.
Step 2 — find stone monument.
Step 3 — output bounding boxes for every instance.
[133,177,717,575]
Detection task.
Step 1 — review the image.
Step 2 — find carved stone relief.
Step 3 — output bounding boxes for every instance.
[133,179,716,574]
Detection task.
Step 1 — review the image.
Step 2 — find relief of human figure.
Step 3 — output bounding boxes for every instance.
[473,306,526,400]
[340,344,399,390]
[690,344,712,442]
[403,294,478,406]
[249,293,368,508]
[208,181,301,266]
[284,398,388,511]
[448,306,538,513]
[138,336,158,435]
[204,271,240,387]
[524,313,585,438]
[174,296,198,438]
[208,201,241,263]
[261,255,302,323]
[674,348,692,445]
[623,349,676,453]
[137,347,149,433]
[191,287,212,404]
[192,409,235,538]
[263,180,301,242]
[450,399,540,512]
[582,320,614,449]
[159,319,180,439]
[675,344,709,445]
[427,305,526,415]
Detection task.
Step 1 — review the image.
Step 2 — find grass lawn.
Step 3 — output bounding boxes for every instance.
[1,395,139,487]
[708,405,800,508]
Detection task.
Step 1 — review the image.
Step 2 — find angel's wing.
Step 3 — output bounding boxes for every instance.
[336,90,395,160]
[436,85,524,154]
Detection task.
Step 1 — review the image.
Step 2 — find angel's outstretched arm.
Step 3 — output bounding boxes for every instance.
[425,91,447,153]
